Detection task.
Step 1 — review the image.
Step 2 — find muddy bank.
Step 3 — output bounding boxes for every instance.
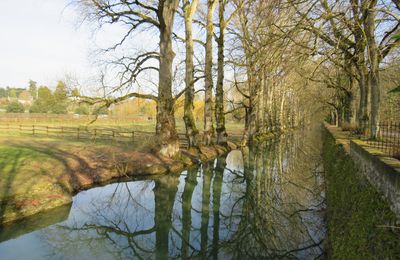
[0,141,238,225]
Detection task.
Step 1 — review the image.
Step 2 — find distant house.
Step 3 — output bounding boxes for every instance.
[17,90,33,105]
[0,97,8,106]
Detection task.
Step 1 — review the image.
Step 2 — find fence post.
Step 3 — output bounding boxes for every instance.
[392,122,400,157]
[112,130,115,141]
[94,129,97,140]
[379,121,383,152]
[397,122,400,158]
[132,131,135,143]
[388,121,391,155]
[388,122,391,156]
[392,121,395,157]
[77,127,80,140]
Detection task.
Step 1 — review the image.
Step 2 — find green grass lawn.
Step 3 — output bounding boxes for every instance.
[0,143,62,201]
[0,134,147,223]
[0,136,114,202]
[0,121,244,147]
[0,119,244,223]
[0,137,76,223]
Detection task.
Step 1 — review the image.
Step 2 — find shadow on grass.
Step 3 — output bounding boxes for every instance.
[0,149,22,224]
[0,136,180,229]
[0,138,110,227]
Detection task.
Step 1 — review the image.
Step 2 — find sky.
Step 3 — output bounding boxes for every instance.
[0,0,96,89]
[0,0,206,94]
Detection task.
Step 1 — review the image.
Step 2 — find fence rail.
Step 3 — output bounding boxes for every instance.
[0,113,156,126]
[0,124,242,149]
[0,124,160,144]
[362,122,400,159]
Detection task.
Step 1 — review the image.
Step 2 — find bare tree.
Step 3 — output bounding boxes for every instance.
[76,0,181,157]
[215,0,243,145]
[287,0,400,137]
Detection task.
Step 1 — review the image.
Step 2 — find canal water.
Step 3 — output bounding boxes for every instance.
[0,129,326,259]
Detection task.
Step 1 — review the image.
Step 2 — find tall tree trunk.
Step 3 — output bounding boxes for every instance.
[157,0,180,157]
[215,0,228,146]
[211,156,225,259]
[200,162,213,257]
[337,105,343,127]
[204,0,217,145]
[348,69,357,124]
[279,90,286,130]
[266,79,274,131]
[183,0,200,148]
[154,175,179,260]
[181,167,198,259]
[238,8,258,146]
[343,92,353,124]
[262,68,268,131]
[335,110,339,126]
[256,70,265,134]
[352,0,369,132]
[364,0,380,139]
[242,67,258,146]
[357,66,369,132]
[351,86,359,125]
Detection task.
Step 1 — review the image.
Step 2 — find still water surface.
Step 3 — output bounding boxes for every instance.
[0,130,325,259]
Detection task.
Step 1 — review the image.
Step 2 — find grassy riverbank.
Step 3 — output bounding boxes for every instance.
[0,135,237,224]
[323,130,400,258]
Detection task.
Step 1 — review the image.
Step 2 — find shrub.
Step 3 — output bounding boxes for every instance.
[393,150,400,160]
[92,106,108,115]
[74,106,89,115]
[29,102,48,113]
[341,122,357,132]
[6,101,25,113]
[51,104,67,114]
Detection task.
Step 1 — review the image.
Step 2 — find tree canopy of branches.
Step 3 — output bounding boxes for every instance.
[74,0,400,154]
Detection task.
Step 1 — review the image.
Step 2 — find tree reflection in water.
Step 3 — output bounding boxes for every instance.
[225,130,325,259]
[181,167,197,259]
[1,129,325,259]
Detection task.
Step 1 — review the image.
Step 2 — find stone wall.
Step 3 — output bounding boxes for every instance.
[323,126,400,258]
[350,139,400,218]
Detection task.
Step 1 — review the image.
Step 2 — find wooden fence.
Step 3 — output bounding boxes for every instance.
[0,124,244,149]
[0,124,189,148]
[0,113,155,125]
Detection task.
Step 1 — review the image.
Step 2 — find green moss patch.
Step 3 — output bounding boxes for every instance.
[323,131,400,258]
